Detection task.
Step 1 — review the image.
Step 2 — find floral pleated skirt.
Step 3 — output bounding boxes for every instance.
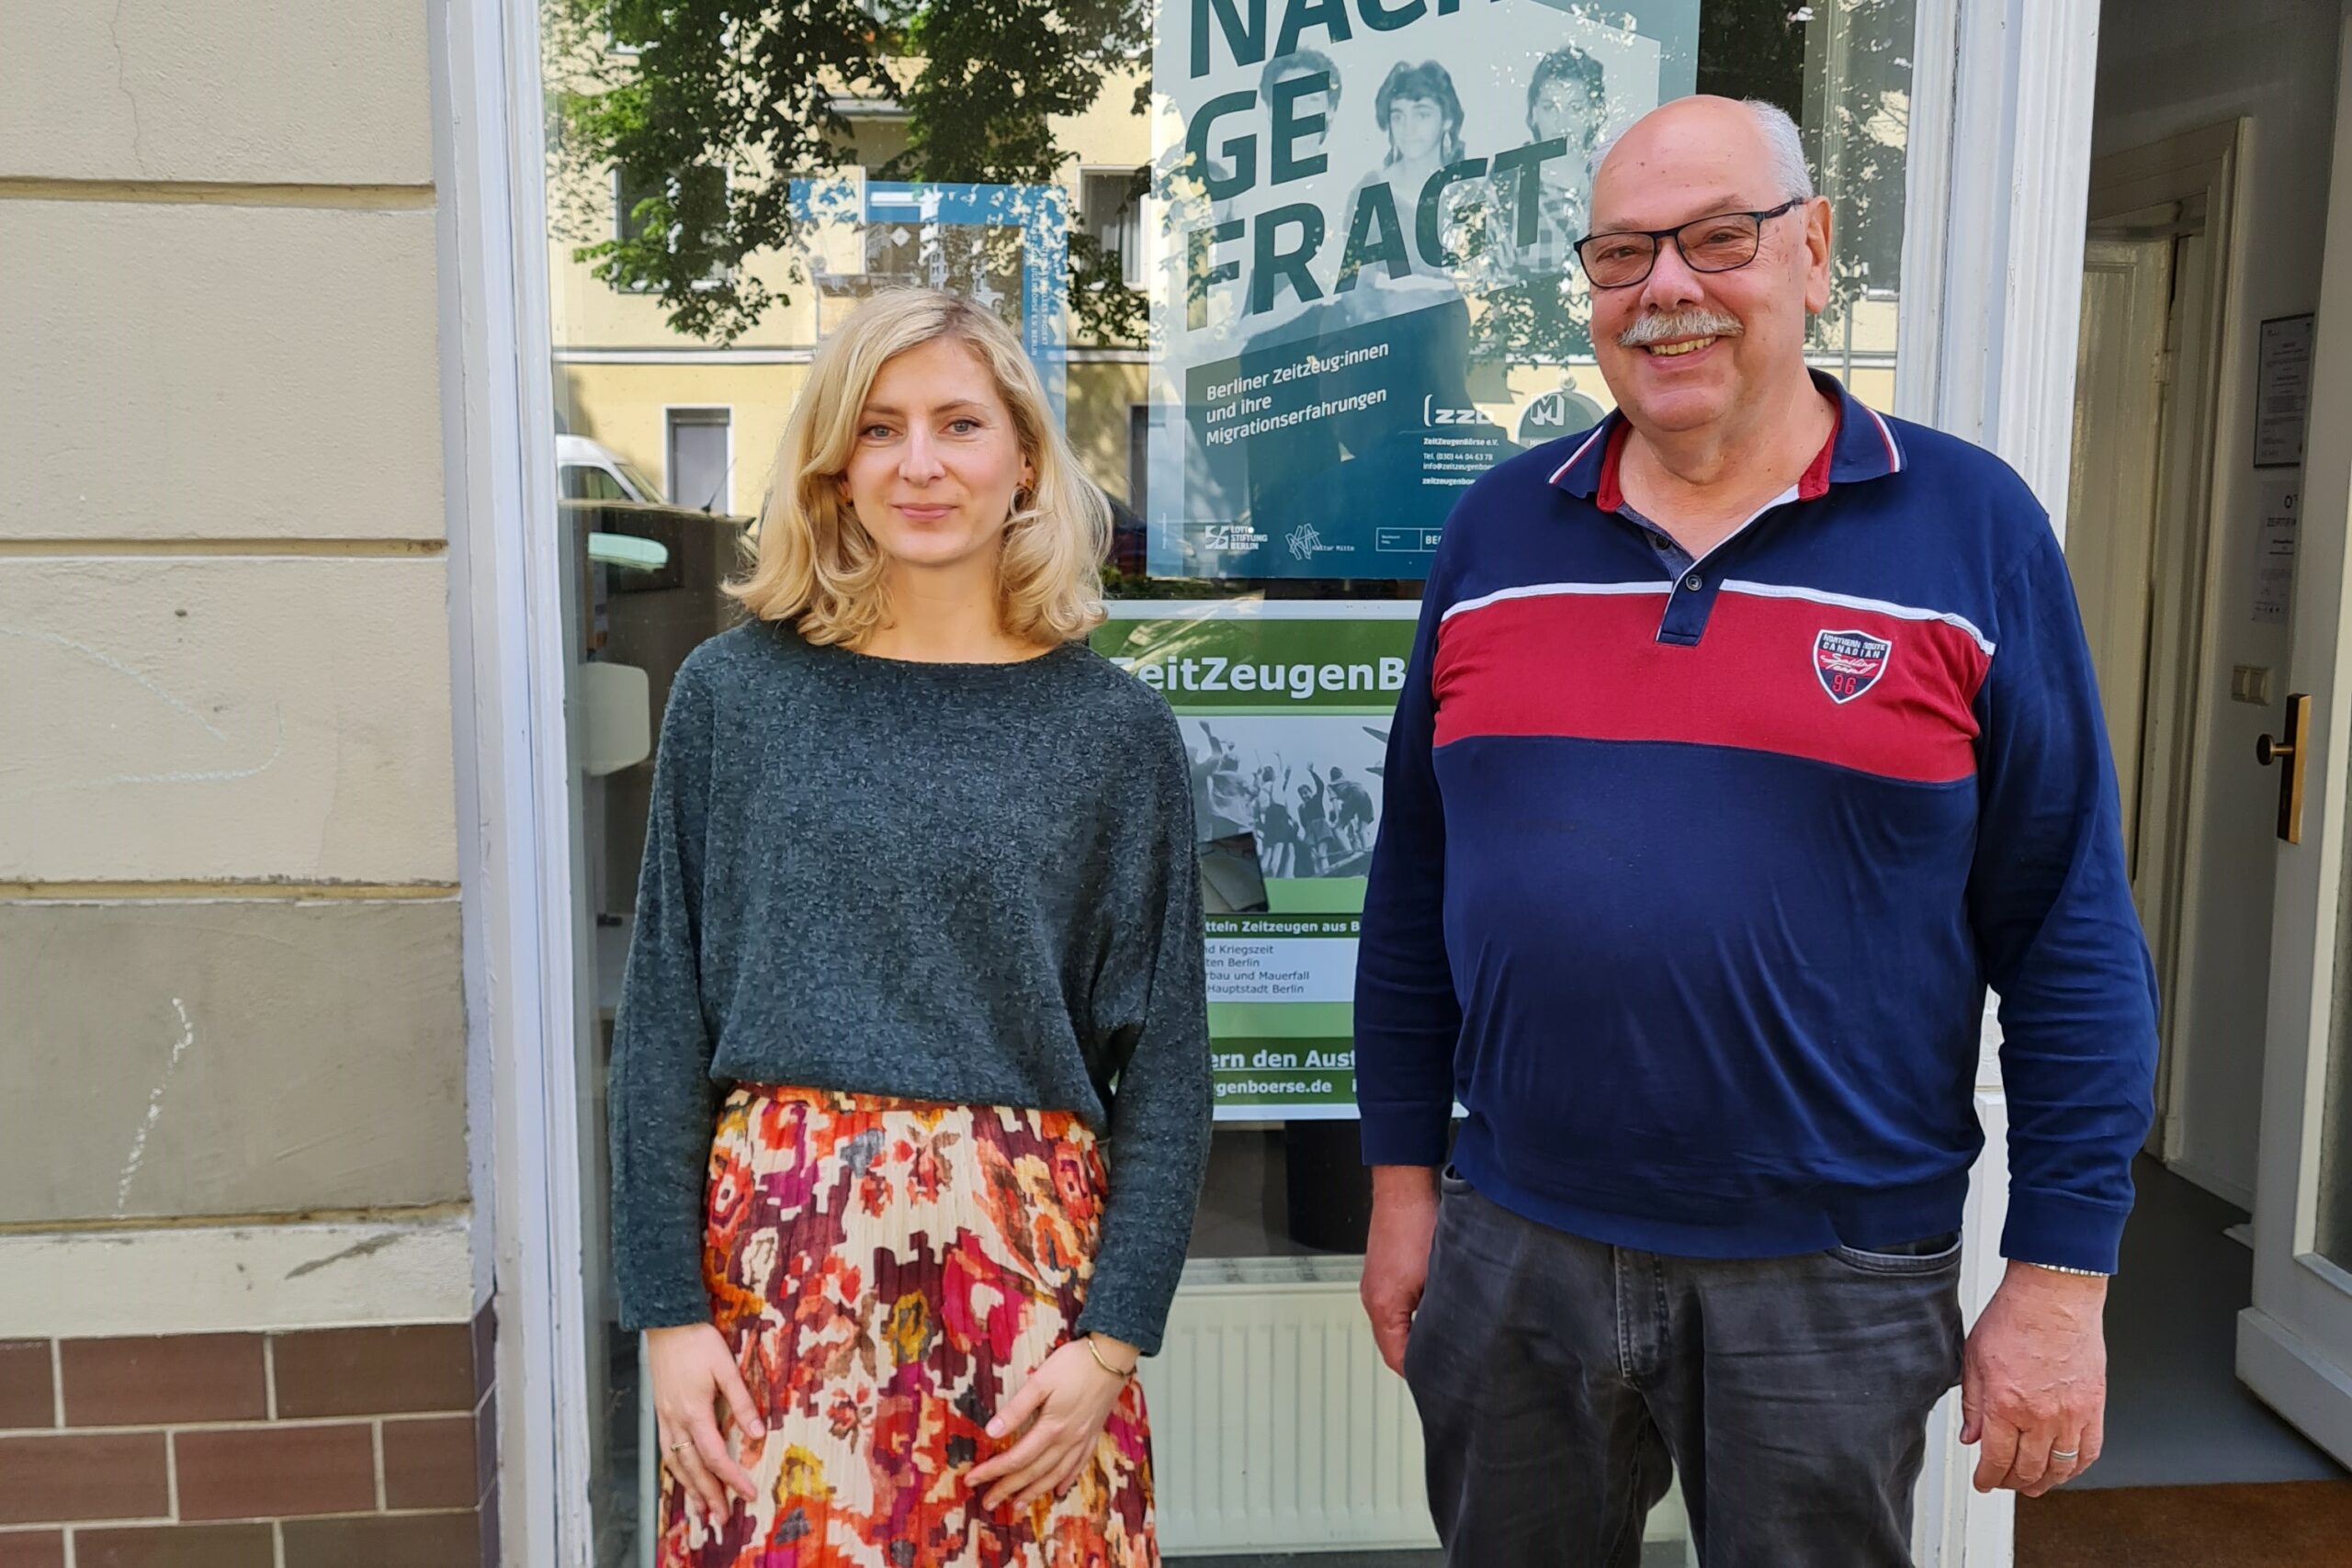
[658,1085,1158,1567]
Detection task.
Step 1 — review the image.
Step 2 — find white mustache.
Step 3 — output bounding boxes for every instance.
[1620,310,1745,348]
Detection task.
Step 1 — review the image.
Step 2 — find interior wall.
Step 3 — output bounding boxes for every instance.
[2091,0,2341,1206]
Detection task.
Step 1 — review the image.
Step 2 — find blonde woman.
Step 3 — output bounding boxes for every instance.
[608,288,1211,1566]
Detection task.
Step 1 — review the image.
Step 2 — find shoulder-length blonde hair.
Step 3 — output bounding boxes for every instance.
[728,288,1110,647]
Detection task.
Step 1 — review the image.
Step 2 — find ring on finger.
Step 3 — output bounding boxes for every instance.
[2050,1447,2079,1461]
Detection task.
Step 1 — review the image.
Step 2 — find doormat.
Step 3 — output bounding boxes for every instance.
[2018,1480,2352,1566]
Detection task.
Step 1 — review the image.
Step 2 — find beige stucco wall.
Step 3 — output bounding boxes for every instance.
[0,0,434,186]
[0,1,465,1301]
[2,202,446,542]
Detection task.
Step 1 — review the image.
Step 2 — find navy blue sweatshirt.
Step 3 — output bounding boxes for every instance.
[1354,377,2158,1274]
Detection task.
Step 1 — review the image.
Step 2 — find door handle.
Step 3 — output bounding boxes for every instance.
[2256,693,2312,844]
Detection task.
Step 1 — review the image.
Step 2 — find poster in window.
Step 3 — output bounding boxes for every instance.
[1144,0,1699,581]
[1094,602,1418,1119]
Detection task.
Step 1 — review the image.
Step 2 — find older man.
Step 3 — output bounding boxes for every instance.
[1353,96,2156,1565]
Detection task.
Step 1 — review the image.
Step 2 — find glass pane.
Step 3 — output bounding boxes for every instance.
[539,1,1917,1561]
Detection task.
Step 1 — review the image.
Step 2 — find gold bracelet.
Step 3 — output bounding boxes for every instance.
[1082,1335,1136,1380]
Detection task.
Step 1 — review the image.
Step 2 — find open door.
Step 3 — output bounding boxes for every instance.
[2239,12,2352,1463]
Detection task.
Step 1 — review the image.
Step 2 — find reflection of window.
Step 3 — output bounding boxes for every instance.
[666,408,732,513]
[611,164,730,291]
[1126,405,1149,513]
[612,164,658,246]
[842,104,911,177]
[1081,169,1146,288]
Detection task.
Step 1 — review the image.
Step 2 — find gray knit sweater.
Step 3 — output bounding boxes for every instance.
[607,619,1211,1354]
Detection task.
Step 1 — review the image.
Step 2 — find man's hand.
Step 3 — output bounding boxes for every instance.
[1362,1165,1442,1376]
[1961,1261,2109,1495]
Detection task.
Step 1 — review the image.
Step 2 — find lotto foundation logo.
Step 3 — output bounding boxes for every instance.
[1815,630,1893,704]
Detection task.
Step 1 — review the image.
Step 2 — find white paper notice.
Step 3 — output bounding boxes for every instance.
[2256,316,2314,468]
[2254,479,2300,626]
[1204,937,1357,1005]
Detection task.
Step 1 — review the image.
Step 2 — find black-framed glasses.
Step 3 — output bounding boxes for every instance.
[1574,198,1806,289]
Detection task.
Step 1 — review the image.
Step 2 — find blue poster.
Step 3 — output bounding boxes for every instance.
[1146,0,1701,581]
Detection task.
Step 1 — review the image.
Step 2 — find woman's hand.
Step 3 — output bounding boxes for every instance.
[647,1323,765,1515]
[967,1334,1136,1513]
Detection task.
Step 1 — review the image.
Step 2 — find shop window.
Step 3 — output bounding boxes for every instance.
[547,2,1921,1561]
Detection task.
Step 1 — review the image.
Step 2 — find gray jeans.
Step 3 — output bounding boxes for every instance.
[1402,1172,1964,1568]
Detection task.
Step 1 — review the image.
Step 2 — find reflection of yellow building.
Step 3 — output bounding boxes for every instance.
[549,51,1901,521]
[548,62,1155,516]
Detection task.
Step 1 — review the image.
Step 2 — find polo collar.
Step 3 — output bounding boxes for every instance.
[1547,370,1905,512]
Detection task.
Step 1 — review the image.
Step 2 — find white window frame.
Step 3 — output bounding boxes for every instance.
[436,0,2109,1562]
[437,0,599,1562]
[1895,3,2103,1566]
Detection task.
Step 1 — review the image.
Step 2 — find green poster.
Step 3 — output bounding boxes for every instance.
[1094,604,1418,1119]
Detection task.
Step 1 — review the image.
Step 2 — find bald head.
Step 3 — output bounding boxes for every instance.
[1589,96,1814,222]
[1575,94,1832,447]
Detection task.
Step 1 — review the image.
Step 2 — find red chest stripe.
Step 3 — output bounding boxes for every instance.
[1432,583,1993,784]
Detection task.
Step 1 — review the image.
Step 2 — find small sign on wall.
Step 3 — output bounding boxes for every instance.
[2255,314,2315,468]
[2254,479,2300,626]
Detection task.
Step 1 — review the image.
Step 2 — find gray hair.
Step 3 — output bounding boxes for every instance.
[1587,97,1816,202]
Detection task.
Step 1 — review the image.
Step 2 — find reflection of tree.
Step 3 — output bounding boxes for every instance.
[1461,0,1913,372]
[1799,0,1913,344]
[1698,0,1913,345]
[547,0,1148,345]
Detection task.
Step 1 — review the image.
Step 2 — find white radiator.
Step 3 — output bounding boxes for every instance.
[1139,1256,1693,1560]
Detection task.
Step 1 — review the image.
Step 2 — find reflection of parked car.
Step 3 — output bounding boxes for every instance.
[559,434,665,503]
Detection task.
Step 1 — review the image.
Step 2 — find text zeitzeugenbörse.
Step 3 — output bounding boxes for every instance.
[1109,654,1408,699]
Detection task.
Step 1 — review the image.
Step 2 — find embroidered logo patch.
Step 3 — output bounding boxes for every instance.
[1815,629,1893,704]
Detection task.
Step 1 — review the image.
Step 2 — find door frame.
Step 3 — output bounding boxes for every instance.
[2078,122,2251,1181]
[448,0,2107,1562]
[2240,7,2352,1467]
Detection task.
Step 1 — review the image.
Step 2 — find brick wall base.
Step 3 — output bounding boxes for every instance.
[0,1303,496,1568]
